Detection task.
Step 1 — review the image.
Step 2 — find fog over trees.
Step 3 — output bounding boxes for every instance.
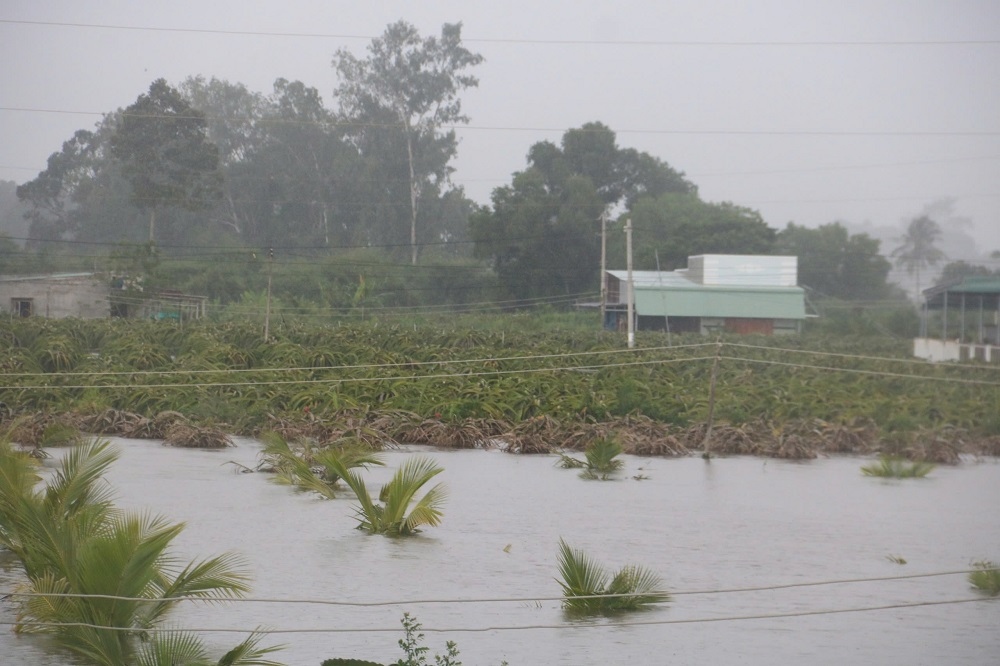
[5,20,986,308]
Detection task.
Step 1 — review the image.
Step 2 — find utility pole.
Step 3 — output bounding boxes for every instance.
[599,210,607,328]
[263,248,274,343]
[625,217,635,349]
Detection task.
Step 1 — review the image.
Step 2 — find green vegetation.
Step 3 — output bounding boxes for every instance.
[0,437,281,665]
[259,432,384,499]
[0,317,996,462]
[969,561,1000,596]
[556,538,669,615]
[557,438,625,479]
[330,456,447,536]
[861,455,936,478]
[321,613,508,666]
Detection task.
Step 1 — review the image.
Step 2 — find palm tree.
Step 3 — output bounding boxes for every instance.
[258,432,383,499]
[556,538,668,615]
[0,438,281,666]
[892,215,946,300]
[329,455,447,536]
[556,438,625,480]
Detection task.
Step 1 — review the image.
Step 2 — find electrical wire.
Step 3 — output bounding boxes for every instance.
[0,598,991,635]
[3,19,999,47]
[0,568,985,607]
[0,343,716,379]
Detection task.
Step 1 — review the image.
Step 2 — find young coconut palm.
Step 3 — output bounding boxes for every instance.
[0,438,280,666]
[258,432,383,499]
[969,561,1000,596]
[556,538,669,615]
[329,455,447,536]
[861,455,935,478]
[556,438,624,480]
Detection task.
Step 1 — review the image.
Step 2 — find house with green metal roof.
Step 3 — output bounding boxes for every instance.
[914,275,1000,362]
[603,255,807,335]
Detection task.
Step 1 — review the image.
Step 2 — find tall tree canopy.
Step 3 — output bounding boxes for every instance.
[892,215,946,299]
[472,122,695,300]
[775,222,891,300]
[471,169,604,301]
[612,193,776,270]
[109,79,222,243]
[333,21,484,264]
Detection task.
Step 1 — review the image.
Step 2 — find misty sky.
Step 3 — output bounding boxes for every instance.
[2,0,998,265]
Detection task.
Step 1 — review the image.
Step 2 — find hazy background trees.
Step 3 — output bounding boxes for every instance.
[5,21,922,315]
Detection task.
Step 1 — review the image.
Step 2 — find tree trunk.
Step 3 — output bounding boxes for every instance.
[148,209,156,243]
[405,128,419,265]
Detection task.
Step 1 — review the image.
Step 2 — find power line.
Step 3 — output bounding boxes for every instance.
[1,598,990,635]
[4,106,998,137]
[1,568,982,607]
[3,19,998,47]
[0,356,720,391]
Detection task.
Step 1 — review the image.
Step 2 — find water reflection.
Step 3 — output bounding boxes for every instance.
[1,440,999,665]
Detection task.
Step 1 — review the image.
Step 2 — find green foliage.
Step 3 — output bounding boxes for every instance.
[109,78,222,242]
[556,538,668,615]
[615,192,776,271]
[776,222,892,300]
[557,438,625,480]
[259,432,384,499]
[968,561,1000,596]
[331,456,447,536]
[334,21,483,264]
[860,455,935,478]
[0,437,279,666]
[392,613,465,666]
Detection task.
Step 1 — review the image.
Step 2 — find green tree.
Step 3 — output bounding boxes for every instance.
[110,79,223,243]
[775,222,892,300]
[526,122,694,208]
[470,169,605,301]
[892,215,946,299]
[935,259,997,286]
[614,192,776,270]
[333,21,484,264]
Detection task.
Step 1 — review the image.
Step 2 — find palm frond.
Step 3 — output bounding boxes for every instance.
[214,631,285,666]
[134,631,210,666]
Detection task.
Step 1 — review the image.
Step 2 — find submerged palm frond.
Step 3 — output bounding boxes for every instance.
[556,438,624,480]
[556,538,668,615]
[969,561,1000,596]
[334,455,446,536]
[861,455,935,478]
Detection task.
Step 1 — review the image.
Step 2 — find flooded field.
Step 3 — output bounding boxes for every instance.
[2,439,999,665]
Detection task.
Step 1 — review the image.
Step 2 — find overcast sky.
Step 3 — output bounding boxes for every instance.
[2,0,998,264]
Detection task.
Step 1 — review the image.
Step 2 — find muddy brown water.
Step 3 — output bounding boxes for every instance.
[2,439,999,665]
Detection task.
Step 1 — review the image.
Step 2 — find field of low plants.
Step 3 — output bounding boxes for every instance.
[1,316,997,461]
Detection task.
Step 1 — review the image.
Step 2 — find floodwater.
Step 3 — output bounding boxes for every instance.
[2,439,999,666]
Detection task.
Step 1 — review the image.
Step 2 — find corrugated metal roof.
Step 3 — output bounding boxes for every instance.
[923,276,1000,309]
[607,266,806,320]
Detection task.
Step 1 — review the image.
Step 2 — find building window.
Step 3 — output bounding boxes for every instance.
[11,298,33,317]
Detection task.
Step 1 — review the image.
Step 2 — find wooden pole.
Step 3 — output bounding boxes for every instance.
[626,218,634,349]
[263,248,273,343]
[599,211,607,329]
[701,338,723,460]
